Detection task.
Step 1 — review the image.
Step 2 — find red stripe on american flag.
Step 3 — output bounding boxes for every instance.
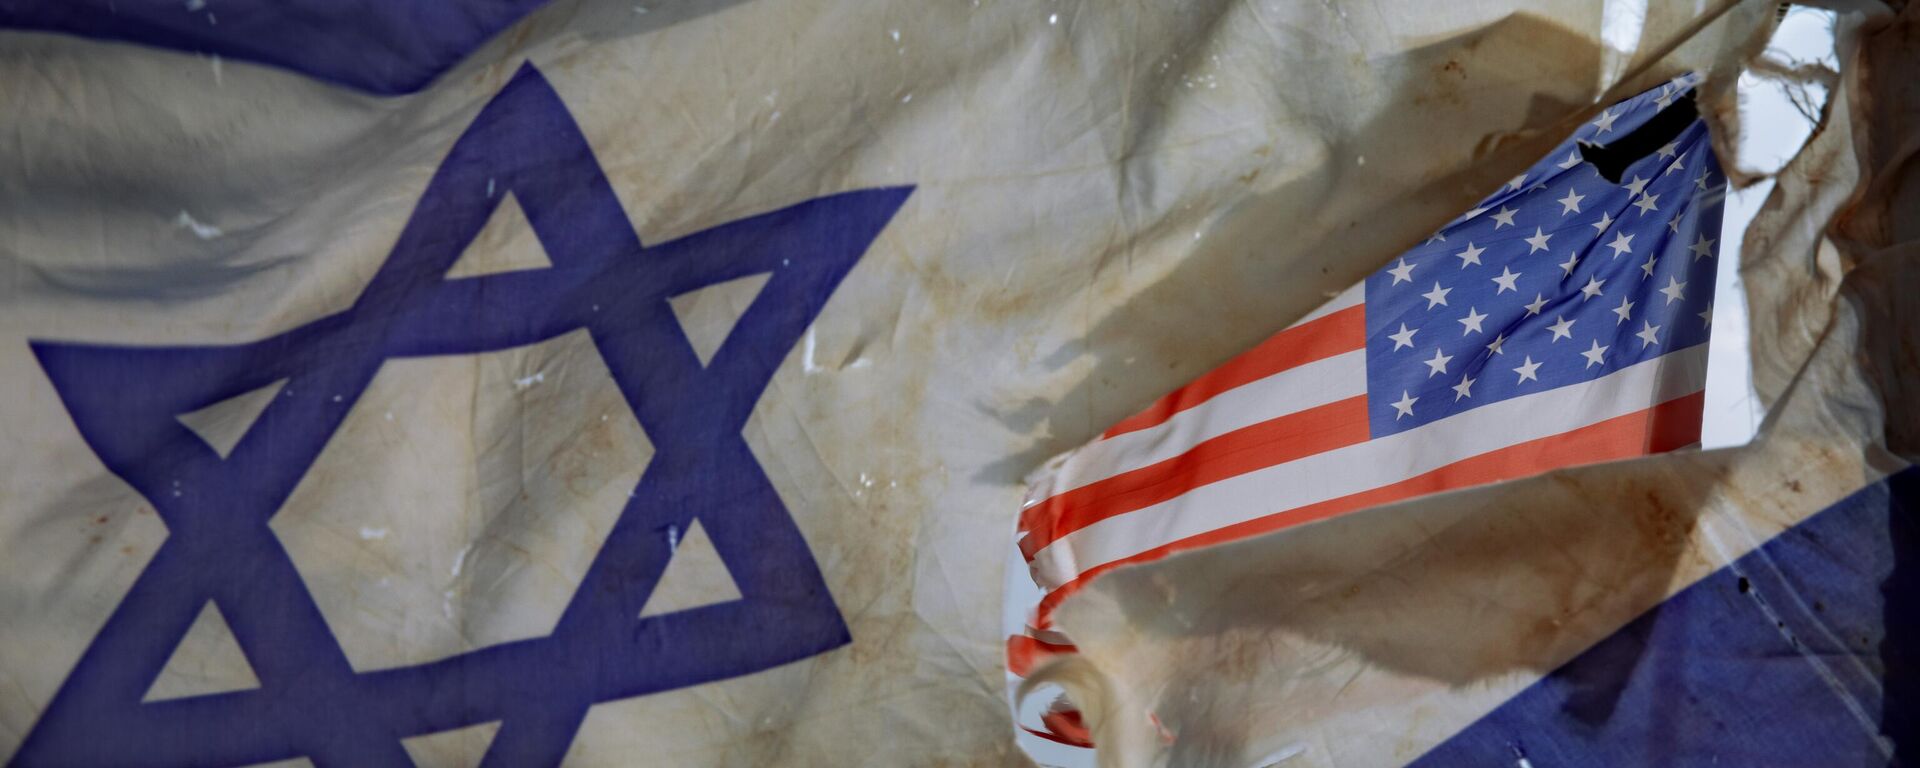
[1019,395,1371,558]
[1100,305,1367,439]
[1006,634,1077,677]
[1026,716,1093,748]
[1032,390,1705,626]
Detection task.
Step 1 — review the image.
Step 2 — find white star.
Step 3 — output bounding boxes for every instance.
[1506,174,1527,192]
[1579,276,1606,301]
[1426,230,1447,244]
[1424,347,1454,378]
[1623,175,1649,197]
[1491,266,1522,294]
[1636,320,1662,348]
[1612,296,1635,324]
[1557,151,1583,170]
[1452,374,1477,401]
[1656,141,1678,160]
[1486,332,1508,355]
[1641,254,1658,279]
[1464,206,1489,220]
[1665,151,1688,176]
[1456,242,1486,268]
[1422,282,1452,309]
[1592,108,1620,134]
[1590,211,1615,235]
[1387,257,1417,284]
[1659,275,1688,305]
[1524,227,1552,254]
[1668,214,1683,234]
[1556,188,1585,215]
[1581,338,1609,369]
[1606,231,1635,259]
[1699,301,1714,327]
[1388,322,1419,350]
[1524,293,1548,316]
[1690,234,1716,260]
[1695,172,1712,191]
[1633,192,1661,216]
[1458,306,1488,335]
[1654,87,1676,110]
[1391,390,1418,420]
[1558,252,1580,276]
[1513,355,1542,384]
[1546,314,1575,342]
[1490,207,1519,229]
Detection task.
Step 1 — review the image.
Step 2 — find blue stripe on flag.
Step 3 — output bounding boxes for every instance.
[0,0,554,95]
[1411,467,1919,767]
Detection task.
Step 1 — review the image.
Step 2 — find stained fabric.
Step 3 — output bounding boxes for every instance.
[1038,4,1920,767]
[0,0,1838,765]
[1412,467,1918,767]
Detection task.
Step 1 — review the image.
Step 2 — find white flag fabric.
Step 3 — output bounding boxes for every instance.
[1008,73,1735,751]
[4,0,1902,766]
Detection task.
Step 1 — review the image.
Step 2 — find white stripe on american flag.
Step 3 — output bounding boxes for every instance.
[1017,293,1371,563]
[1032,349,1367,501]
[1027,343,1707,609]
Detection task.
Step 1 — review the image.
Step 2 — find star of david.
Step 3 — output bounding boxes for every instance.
[16,65,910,767]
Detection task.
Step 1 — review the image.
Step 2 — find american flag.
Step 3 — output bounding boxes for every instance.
[1009,74,1725,749]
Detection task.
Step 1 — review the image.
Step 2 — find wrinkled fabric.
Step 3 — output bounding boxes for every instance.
[0,0,1782,764]
[1038,3,1920,766]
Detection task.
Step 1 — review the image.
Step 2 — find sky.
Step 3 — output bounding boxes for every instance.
[1701,6,1839,449]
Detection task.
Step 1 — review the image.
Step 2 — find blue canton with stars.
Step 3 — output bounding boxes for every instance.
[17,65,909,767]
[1363,76,1723,437]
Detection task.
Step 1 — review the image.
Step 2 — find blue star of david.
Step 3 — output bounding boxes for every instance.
[15,64,909,767]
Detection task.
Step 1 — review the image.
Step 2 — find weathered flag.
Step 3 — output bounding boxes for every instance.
[1011,74,1726,750]
[9,0,1908,765]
